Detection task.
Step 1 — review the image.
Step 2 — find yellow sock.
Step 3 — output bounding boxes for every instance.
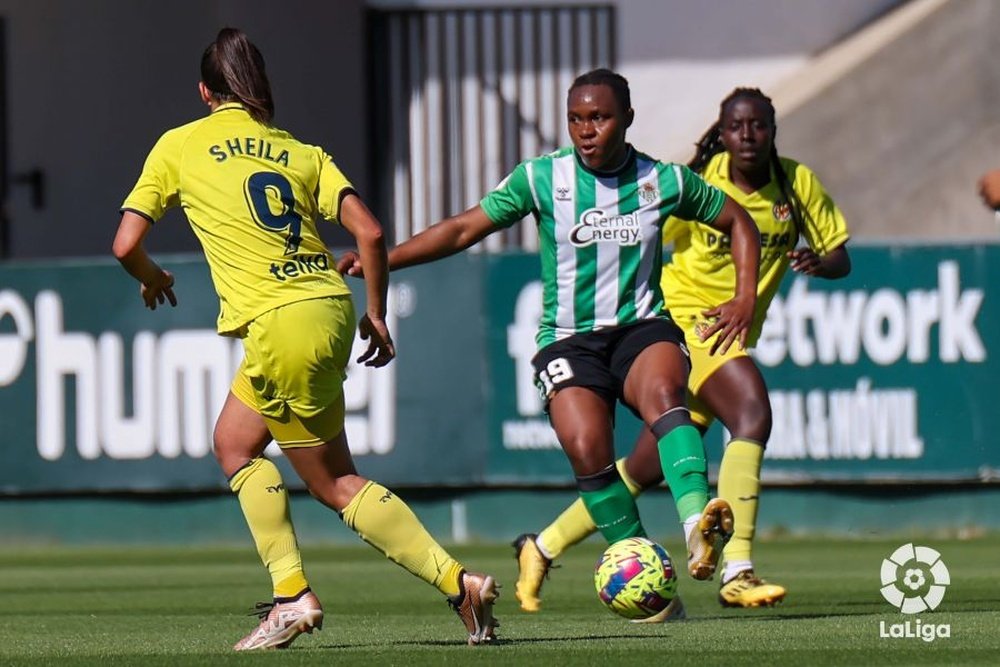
[341,480,463,597]
[537,458,642,559]
[718,439,764,563]
[229,457,308,598]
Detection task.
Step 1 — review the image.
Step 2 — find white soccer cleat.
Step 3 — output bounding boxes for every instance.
[233,590,324,651]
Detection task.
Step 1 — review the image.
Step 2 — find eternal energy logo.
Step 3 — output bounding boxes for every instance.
[878,543,951,642]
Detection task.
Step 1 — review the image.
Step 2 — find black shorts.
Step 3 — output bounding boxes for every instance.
[531,318,689,419]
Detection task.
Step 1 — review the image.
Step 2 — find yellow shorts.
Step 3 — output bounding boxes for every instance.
[672,308,750,429]
[231,295,356,447]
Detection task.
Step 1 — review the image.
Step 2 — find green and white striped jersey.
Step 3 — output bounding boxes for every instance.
[481,146,726,350]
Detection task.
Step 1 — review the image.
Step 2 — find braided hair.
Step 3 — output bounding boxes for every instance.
[688,88,805,238]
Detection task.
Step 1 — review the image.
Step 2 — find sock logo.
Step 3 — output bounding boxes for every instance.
[379,490,393,503]
[266,484,285,494]
[738,495,758,501]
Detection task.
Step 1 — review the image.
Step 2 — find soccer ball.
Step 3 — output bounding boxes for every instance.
[594,536,677,620]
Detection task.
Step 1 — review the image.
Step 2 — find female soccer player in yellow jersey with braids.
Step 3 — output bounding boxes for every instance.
[113,28,497,650]
[514,87,852,615]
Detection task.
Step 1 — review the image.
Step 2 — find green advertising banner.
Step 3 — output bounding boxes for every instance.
[483,245,999,484]
[0,245,997,493]
[0,255,488,493]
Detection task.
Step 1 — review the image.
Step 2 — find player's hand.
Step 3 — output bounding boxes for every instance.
[788,248,823,275]
[357,313,395,367]
[141,270,177,310]
[336,250,364,277]
[978,168,1000,210]
[699,294,754,355]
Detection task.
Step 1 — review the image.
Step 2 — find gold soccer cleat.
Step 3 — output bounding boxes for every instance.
[512,533,553,612]
[686,498,734,580]
[719,570,787,608]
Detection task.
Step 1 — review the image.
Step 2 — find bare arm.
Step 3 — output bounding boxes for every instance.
[339,193,395,367]
[338,204,498,277]
[388,205,497,270]
[699,196,761,353]
[112,211,176,310]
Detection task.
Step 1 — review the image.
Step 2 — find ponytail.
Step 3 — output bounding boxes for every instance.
[200,28,274,124]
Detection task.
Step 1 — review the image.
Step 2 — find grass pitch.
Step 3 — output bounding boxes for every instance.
[1,536,997,666]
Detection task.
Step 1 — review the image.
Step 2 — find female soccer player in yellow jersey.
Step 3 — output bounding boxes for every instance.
[513,87,852,615]
[113,28,497,650]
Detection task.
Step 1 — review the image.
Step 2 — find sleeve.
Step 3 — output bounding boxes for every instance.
[120,129,184,222]
[315,151,356,224]
[791,161,850,255]
[671,164,726,224]
[479,161,536,228]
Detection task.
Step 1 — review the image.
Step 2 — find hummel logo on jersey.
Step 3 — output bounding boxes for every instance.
[555,186,572,201]
[266,484,285,493]
[569,208,642,247]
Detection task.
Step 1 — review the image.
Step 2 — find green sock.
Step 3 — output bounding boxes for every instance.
[655,416,709,521]
[577,465,646,543]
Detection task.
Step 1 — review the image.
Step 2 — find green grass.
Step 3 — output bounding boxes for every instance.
[1,536,998,666]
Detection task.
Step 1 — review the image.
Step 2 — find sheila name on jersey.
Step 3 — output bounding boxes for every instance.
[209,136,290,166]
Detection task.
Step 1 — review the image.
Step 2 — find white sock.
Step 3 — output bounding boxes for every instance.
[682,515,700,544]
[722,560,753,584]
[534,536,555,561]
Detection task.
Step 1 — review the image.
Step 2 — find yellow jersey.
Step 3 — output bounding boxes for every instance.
[121,103,353,335]
[662,151,849,345]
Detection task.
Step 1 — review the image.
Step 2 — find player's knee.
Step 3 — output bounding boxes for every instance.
[729,398,772,444]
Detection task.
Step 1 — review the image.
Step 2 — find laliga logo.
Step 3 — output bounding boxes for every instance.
[878,543,952,642]
[879,543,950,613]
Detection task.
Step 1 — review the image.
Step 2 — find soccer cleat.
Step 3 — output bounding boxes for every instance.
[630,593,687,624]
[232,589,324,651]
[719,570,787,608]
[686,498,734,580]
[512,533,552,612]
[448,571,500,645]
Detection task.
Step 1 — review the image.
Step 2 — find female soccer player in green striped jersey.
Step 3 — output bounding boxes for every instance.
[512,87,852,616]
[113,27,498,650]
[344,69,761,589]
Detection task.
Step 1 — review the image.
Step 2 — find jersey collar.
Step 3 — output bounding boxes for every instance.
[212,102,246,114]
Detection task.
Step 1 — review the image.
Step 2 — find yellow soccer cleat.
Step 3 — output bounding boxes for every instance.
[686,498,734,580]
[512,533,552,612]
[718,570,787,608]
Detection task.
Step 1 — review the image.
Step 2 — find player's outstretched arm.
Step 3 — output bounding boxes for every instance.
[389,205,497,270]
[112,210,176,310]
[339,193,395,367]
[337,205,497,278]
[699,196,760,354]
